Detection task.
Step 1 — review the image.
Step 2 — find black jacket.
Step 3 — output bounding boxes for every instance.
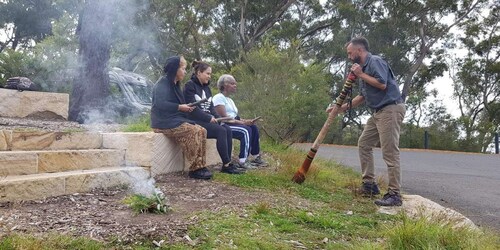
[150,56,195,129]
[183,74,220,123]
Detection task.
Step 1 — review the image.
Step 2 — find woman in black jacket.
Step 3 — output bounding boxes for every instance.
[183,60,242,174]
[151,56,212,180]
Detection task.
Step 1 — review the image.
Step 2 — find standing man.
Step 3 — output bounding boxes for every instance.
[327,37,406,206]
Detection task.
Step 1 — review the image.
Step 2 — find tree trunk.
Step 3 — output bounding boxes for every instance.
[69,0,114,123]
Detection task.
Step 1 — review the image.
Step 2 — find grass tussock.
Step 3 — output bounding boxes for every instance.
[385,214,499,250]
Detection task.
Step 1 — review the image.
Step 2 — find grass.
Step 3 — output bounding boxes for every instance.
[1,140,499,249]
[123,193,170,214]
[122,114,152,132]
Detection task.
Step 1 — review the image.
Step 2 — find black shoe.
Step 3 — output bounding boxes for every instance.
[221,163,245,174]
[359,182,380,196]
[188,167,213,180]
[374,191,402,206]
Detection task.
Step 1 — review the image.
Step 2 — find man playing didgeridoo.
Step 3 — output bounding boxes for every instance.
[327,37,406,206]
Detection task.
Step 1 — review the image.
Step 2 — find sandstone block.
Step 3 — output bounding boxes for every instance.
[102,132,222,176]
[0,151,38,176]
[0,130,12,151]
[63,167,152,195]
[102,132,184,176]
[0,167,151,202]
[8,131,102,151]
[0,173,66,202]
[0,89,69,120]
[37,149,125,173]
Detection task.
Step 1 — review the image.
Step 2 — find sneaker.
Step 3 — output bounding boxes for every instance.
[249,156,267,167]
[359,182,380,197]
[238,161,257,169]
[221,163,245,174]
[188,167,213,180]
[374,191,402,206]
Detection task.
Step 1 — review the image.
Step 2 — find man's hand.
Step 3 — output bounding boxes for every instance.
[326,104,348,115]
[210,117,217,123]
[178,104,195,112]
[351,63,363,76]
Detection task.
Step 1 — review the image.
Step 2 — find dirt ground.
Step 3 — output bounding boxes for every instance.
[0,171,312,246]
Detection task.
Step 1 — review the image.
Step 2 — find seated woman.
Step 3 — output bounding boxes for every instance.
[150,56,212,180]
[183,61,243,174]
[212,74,267,168]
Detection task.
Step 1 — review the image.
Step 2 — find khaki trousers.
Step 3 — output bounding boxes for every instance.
[358,103,406,193]
[154,123,207,172]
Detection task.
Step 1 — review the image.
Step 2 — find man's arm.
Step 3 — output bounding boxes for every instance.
[351,63,386,90]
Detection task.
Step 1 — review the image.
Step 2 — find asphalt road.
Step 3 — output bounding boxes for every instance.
[293,143,500,231]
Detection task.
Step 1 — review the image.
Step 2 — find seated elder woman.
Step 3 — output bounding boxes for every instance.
[183,61,243,175]
[212,74,267,169]
[150,56,212,180]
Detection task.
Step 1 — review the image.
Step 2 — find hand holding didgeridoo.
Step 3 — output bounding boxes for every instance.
[292,72,357,184]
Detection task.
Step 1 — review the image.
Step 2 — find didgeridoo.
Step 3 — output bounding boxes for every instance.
[292,72,357,184]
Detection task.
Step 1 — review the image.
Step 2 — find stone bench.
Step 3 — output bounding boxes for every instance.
[102,132,221,176]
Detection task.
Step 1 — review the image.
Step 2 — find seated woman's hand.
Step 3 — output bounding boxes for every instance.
[242,119,254,126]
[178,104,195,113]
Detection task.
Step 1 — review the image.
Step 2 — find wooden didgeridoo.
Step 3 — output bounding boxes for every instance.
[292,72,357,184]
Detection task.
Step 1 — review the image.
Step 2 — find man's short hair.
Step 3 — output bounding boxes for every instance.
[348,37,370,51]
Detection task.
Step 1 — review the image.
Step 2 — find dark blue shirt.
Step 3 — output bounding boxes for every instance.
[359,53,402,109]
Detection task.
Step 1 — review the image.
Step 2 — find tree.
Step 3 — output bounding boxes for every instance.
[230,42,331,143]
[0,0,77,52]
[69,0,115,123]
[452,0,500,152]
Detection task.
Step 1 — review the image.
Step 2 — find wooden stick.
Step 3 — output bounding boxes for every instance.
[292,72,356,184]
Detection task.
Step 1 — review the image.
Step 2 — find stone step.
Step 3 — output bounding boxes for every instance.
[0,149,125,176]
[0,130,102,151]
[0,166,151,202]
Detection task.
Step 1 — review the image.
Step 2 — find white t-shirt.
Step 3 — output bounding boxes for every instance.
[212,93,238,118]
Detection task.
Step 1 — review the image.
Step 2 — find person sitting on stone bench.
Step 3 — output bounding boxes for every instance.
[212,74,267,169]
[183,61,244,175]
[150,55,212,180]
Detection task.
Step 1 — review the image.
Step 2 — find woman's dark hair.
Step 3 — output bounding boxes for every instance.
[192,60,211,74]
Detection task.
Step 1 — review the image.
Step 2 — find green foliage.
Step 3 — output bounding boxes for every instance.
[0,49,38,86]
[385,215,500,250]
[230,42,331,143]
[452,0,500,153]
[123,193,169,214]
[0,234,104,250]
[122,114,152,132]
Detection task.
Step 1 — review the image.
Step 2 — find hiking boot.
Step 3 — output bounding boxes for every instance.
[374,191,402,206]
[359,182,380,197]
[250,156,267,167]
[238,161,257,169]
[221,163,245,174]
[188,167,213,180]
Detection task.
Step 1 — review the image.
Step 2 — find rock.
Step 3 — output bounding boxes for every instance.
[0,89,69,120]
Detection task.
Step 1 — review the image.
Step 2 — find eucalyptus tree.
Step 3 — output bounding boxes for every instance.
[0,0,78,52]
[452,1,499,152]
